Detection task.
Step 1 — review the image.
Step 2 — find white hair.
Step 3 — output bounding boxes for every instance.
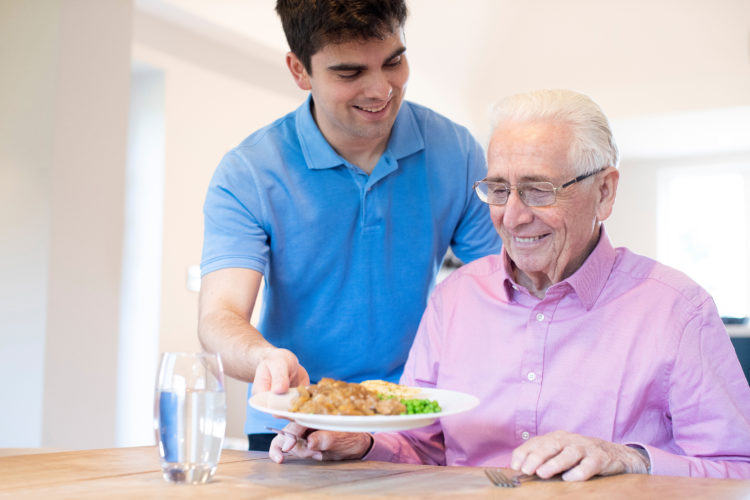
[490,89,620,175]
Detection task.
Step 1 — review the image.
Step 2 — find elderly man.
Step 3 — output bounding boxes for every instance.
[269,89,750,480]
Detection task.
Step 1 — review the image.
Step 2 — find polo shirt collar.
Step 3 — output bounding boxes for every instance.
[499,225,616,310]
[295,95,425,171]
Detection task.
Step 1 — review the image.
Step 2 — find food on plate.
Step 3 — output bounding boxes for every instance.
[360,379,421,399]
[289,378,441,416]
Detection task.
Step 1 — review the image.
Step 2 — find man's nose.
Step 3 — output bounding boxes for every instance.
[502,189,534,227]
[363,71,392,100]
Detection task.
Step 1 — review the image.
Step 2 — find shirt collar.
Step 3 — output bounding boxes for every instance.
[295,95,425,171]
[499,226,617,309]
[563,226,616,310]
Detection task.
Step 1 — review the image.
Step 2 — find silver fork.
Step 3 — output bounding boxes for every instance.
[484,468,533,488]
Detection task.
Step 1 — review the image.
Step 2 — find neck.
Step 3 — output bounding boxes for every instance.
[512,224,603,299]
[337,139,388,174]
[310,100,390,175]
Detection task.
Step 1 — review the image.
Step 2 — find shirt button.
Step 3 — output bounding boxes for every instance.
[536,313,544,321]
[521,431,530,440]
[527,372,536,381]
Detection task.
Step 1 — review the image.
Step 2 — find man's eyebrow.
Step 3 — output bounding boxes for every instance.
[485,174,552,183]
[385,46,406,62]
[327,46,406,72]
[485,176,507,183]
[327,62,366,72]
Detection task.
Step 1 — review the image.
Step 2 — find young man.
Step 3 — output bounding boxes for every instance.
[198,0,501,451]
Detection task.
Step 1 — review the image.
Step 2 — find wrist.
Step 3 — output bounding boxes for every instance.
[627,445,651,474]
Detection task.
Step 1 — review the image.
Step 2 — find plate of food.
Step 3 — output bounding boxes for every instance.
[248,378,479,432]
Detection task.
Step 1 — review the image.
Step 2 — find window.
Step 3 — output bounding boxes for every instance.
[657,165,749,319]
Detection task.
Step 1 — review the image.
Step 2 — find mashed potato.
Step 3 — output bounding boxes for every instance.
[360,379,421,399]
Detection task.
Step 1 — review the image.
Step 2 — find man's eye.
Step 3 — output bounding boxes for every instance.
[490,186,509,195]
[338,71,360,80]
[385,57,402,68]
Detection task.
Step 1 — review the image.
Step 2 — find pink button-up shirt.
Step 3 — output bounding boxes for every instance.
[367,228,750,478]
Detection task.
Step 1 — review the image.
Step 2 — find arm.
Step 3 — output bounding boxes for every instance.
[198,267,309,393]
[646,297,750,478]
[512,297,750,480]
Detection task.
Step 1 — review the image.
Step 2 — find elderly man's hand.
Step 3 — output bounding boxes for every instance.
[268,422,373,464]
[251,347,310,395]
[510,430,650,481]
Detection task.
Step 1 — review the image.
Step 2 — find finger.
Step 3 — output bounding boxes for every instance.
[513,437,565,475]
[510,443,532,471]
[266,358,292,394]
[283,421,310,437]
[268,434,287,464]
[535,445,584,478]
[252,362,272,394]
[280,434,298,453]
[561,455,601,482]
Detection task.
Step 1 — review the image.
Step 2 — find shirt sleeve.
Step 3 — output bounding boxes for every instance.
[364,290,448,465]
[646,296,750,478]
[449,135,502,264]
[200,150,270,276]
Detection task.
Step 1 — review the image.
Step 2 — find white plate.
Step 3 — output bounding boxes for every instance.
[248,387,479,432]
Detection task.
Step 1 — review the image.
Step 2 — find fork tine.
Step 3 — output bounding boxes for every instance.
[484,468,517,488]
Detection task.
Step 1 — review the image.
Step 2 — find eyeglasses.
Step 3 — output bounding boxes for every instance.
[473,168,606,207]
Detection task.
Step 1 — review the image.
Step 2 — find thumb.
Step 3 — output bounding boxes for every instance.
[295,364,310,387]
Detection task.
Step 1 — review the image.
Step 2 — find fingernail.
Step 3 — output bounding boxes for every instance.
[312,452,323,461]
[282,436,296,451]
[562,470,581,481]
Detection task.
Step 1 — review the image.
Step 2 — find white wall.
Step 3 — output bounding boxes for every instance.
[132,11,303,444]
[0,0,60,447]
[1,0,131,448]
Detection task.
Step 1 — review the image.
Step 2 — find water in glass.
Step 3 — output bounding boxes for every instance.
[154,352,226,484]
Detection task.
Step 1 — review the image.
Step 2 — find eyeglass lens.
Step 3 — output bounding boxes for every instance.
[476,181,556,207]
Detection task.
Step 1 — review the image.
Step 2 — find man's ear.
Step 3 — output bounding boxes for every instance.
[286,52,312,91]
[595,166,619,222]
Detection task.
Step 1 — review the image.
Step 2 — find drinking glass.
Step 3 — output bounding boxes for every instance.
[154,352,227,484]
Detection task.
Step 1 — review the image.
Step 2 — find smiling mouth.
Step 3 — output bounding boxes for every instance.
[514,234,547,243]
[355,101,389,113]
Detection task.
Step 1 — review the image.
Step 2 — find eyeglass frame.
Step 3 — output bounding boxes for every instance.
[473,167,607,207]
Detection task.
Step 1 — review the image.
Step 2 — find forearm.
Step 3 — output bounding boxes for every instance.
[365,424,447,466]
[643,445,750,479]
[198,309,274,383]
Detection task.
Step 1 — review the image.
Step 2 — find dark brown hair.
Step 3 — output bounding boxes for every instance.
[276,0,408,73]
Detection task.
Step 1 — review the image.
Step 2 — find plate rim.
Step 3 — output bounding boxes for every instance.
[248,386,479,432]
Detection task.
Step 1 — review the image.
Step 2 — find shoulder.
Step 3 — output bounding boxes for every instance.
[401,101,477,146]
[611,247,713,310]
[433,255,504,299]
[235,109,298,157]
[214,109,299,177]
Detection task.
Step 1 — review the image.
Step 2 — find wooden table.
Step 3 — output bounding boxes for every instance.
[1,446,749,499]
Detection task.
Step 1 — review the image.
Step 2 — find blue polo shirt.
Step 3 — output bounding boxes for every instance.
[201,96,501,434]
